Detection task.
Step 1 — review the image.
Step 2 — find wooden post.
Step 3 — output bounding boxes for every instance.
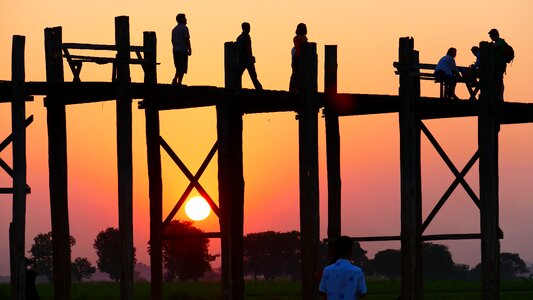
[9,35,27,300]
[115,16,134,300]
[324,45,341,258]
[218,42,245,300]
[44,26,71,300]
[298,42,320,300]
[478,41,500,300]
[398,37,422,300]
[143,31,163,300]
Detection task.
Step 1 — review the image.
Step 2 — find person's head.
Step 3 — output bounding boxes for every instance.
[488,28,499,41]
[176,13,187,24]
[295,23,307,35]
[446,47,457,58]
[471,46,479,56]
[241,22,250,33]
[335,236,353,259]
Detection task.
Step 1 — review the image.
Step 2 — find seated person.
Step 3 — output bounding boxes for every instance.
[434,47,461,100]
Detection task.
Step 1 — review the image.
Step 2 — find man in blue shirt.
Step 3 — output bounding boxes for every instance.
[319,236,367,299]
[434,47,462,100]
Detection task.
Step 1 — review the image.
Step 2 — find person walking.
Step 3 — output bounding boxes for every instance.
[319,236,367,300]
[236,22,263,90]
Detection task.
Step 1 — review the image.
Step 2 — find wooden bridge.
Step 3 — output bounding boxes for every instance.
[2,16,533,300]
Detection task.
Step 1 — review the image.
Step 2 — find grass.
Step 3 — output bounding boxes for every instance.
[1,279,533,299]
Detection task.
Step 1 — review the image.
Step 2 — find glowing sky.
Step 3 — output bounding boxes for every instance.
[1,0,533,275]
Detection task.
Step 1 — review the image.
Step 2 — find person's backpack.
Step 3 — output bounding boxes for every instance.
[504,42,514,64]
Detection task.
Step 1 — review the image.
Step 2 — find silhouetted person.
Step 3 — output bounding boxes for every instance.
[434,47,461,100]
[319,236,367,300]
[172,13,192,86]
[489,28,507,101]
[236,22,263,90]
[471,46,480,69]
[25,258,40,300]
[289,23,308,92]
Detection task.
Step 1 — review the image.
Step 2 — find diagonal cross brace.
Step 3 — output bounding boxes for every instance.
[0,115,33,152]
[159,137,220,229]
[420,121,480,207]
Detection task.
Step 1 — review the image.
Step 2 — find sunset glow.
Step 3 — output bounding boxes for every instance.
[184,196,211,221]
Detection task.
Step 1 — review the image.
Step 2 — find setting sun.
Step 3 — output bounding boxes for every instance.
[184,196,211,221]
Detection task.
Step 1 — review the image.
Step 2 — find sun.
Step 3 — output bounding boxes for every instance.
[184,196,211,221]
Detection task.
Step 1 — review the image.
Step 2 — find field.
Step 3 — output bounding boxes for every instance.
[1,280,533,299]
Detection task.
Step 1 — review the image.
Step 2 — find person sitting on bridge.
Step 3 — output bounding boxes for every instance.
[434,47,462,100]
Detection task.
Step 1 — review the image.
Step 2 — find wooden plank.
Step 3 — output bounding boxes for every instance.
[143,31,163,300]
[478,41,500,300]
[398,37,423,300]
[499,102,533,124]
[115,16,134,300]
[324,45,341,259]
[344,233,502,242]
[218,42,245,300]
[62,54,150,65]
[62,42,144,52]
[44,26,71,300]
[298,42,320,300]
[9,34,27,300]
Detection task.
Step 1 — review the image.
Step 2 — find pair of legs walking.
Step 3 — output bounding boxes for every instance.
[239,62,263,90]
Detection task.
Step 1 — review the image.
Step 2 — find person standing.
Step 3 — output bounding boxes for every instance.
[434,47,461,100]
[488,28,507,101]
[171,13,192,86]
[319,236,367,300]
[289,23,308,92]
[236,22,263,90]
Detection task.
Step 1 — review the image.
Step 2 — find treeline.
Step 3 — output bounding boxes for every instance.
[26,226,530,282]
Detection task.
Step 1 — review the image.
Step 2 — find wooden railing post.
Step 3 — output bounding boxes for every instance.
[398,37,422,300]
[218,42,245,300]
[478,41,500,300]
[115,15,134,300]
[9,34,27,300]
[44,26,71,300]
[143,31,163,300]
[324,45,341,258]
[298,42,320,300]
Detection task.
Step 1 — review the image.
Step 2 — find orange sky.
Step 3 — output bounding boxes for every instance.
[1,0,533,275]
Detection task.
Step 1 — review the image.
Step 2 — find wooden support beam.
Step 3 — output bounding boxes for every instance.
[9,34,27,300]
[398,37,423,300]
[478,41,500,300]
[142,31,162,300]
[45,26,71,300]
[324,45,341,259]
[218,42,245,300]
[115,16,134,300]
[61,42,144,52]
[298,42,320,300]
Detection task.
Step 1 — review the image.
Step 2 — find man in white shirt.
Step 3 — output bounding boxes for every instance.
[171,13,192,86]
[434,47,461,100]
[319,236,367,300]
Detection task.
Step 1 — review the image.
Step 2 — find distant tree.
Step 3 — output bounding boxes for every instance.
[28,232,76,282]
[71,257,96,282]
[93,227,136,281]
[366,249,401,279]
[243,231,301,280]
[470,252,529,280]
[159,220,218,281]
[422,242,460,280]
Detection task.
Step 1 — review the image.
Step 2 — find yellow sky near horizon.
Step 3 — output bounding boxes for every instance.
[1,0,533,275]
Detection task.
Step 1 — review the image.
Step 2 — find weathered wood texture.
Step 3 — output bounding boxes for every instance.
[218,42,245,300]
[478,41,500,300]
[115,16,134,300]
[324,45,341,258]
[398,37,423,300]
[9,35,27,300]
[45,26,71,300]
[143,31,163,300]
[298,42,320,300]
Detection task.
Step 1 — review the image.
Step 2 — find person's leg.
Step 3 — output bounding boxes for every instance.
[177,51,188,86]
[246,63,263,90]
[172,51,179,84]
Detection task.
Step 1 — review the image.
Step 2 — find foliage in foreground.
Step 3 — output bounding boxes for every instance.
[2,279,533,300]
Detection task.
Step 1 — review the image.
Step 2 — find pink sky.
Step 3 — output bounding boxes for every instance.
[1,0,533,275]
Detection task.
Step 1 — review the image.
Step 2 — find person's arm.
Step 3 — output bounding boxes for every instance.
[186,38,192,56]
